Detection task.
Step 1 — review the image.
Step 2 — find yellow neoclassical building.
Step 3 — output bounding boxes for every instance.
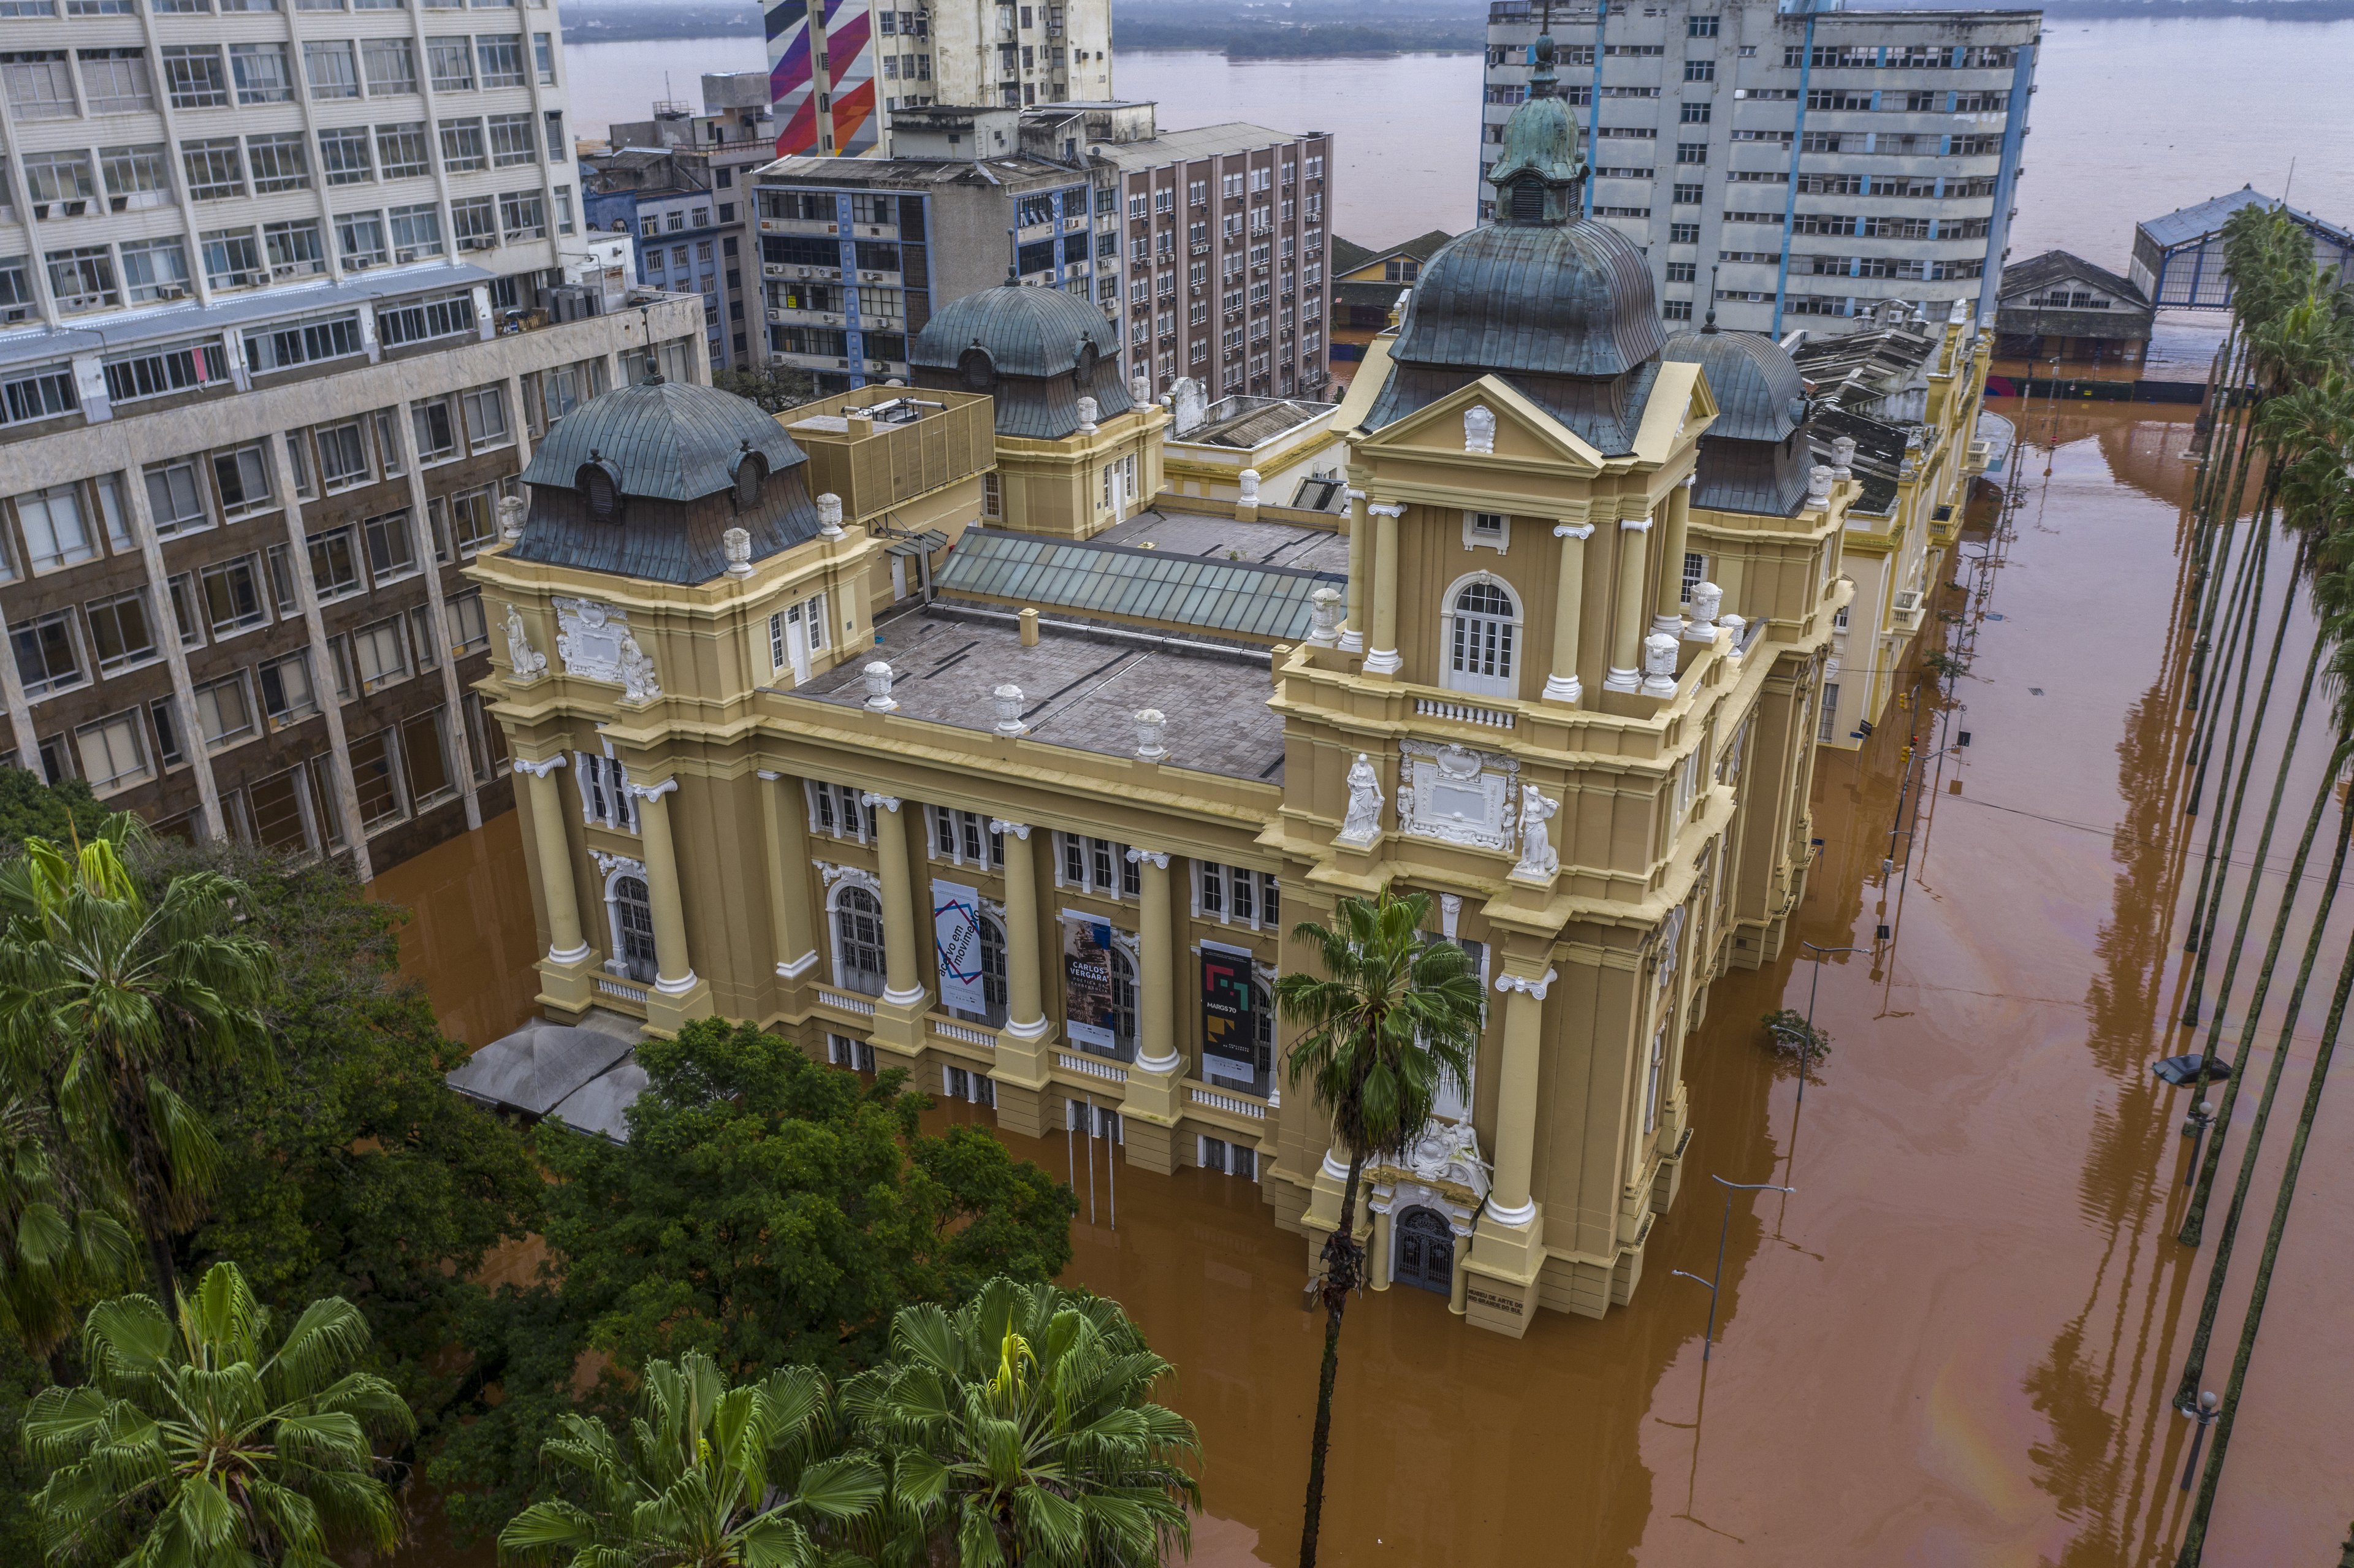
[461,51,1862,1336]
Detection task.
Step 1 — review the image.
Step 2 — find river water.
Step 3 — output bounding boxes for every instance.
[562,20,2354,260]
[374,395,2354,1565]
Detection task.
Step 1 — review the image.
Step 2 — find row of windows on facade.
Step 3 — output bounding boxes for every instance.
[0,30,555,124]
[4,187,569,331]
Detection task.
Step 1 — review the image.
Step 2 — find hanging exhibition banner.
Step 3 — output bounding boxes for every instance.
[932,879,985,1017]
[1062,916,1118,1052]
[1200,942,1258,1084]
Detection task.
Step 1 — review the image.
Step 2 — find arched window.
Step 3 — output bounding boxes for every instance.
[578,460,621,524]
[980,916,1009,1027]
[612,875,657,983]
[959,346,994,392]
[1447,579,1518,698]
[731,449,765,511]
[834,886,888,997]
[1110,946,1138,1060]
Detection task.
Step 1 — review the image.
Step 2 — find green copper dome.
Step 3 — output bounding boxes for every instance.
[910,281,1135,441]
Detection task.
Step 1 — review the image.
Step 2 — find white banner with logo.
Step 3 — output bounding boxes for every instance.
[932,879,986,1016]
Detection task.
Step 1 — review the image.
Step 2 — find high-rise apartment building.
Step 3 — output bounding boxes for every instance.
[756,101,1330,403]
[761,1,1111,159]
[0,0,706,877]
[1478,0,2038,336]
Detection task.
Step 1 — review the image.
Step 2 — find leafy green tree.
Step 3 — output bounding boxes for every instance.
[845,1277,1198,1567]
[500,1350,883,1568]
[0,829,277,1300]
[0,1095,135,1379]
[0,770,109,853]
[535,1018,1073,1379]
[1274,887,1482,1568]
[23,1260,413,1568]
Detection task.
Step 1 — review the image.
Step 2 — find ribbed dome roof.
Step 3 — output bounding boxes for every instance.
[521,378,807,501]
[1392,221,1666,380]
[912,283,1130,395]
[1661,324,1810,442]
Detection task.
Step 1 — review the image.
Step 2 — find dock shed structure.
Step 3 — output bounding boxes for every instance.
[2130,187,2354,310]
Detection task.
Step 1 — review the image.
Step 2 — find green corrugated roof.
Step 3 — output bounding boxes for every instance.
[934,530,1342,642]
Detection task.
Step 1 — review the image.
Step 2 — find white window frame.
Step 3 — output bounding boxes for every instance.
[1462,510,1509,555]
[805,778,869,843]
[1439,571,1522,701]
[576,749,639,833]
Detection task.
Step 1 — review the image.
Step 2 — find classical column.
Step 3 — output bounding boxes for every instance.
[758,771,818,979]
[1544,522,1594,705]
[517,756,587,964]
[1130,850,1178,1074]
[863,791,925,1007]
[991,819,1048,1040]
[1363,501,1405,677]
[1651,476,1694,637]
[631,778,695,995]
[1604,513,1653,694]
[1340,486,1368,653]
[1485,967,1556,1228]
[1369,1200,1394,1290]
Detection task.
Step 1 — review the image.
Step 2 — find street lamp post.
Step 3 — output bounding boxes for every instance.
[2181,1097,2217,1190]
[1670,1174,1796,1361]
[1793,942,1864,1119]
[2179,1390,2220,1491]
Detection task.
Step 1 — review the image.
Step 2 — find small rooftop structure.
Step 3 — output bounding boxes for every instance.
[1994,250,2154,360]
[933,526,1341,644]
[910,283,1133,441]
[1661,314,1811,516]
[2130,186,2354,310]
[794,604,1286,782]
[446,1021,634,1120]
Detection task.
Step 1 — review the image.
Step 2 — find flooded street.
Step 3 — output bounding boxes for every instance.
[383,402,2354,1565]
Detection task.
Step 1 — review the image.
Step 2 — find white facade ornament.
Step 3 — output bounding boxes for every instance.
[1123,847,1170,870]
[625,776,679,802]
[589,849,647,881]
[512,752,567,778]
[1306,587,1343,646]
[1338,752,1385,845]
[1133,709,1168,761]
[1130,373,1149,403]
[986,818,1033,840]
[862,661,897,711]
[1949,297,1971,325]
[1621,514,1654,533]
[1688,581,1723,624]
[858,791,902,813]
[1512,785,1560,880]
[1395,739,1520,853]
[1439,892,1462,940]
[1494,967,1558,1001]
[497,493,527,541]
[1718,614,1748,658]
[1830,435,1857,479]
[722,525,753,577]
[504,603,547,682]
[1805,465,1835,510]
[817,492,846,539]
[1552,521,1594,542]
[617,628,661,702]
[1237,467,1261,504]
[554,597,657,701]
[1654,904,1688,992]
[1075,395,1099,433]
[1366,501,1406,520]
[1170,376,1208,436]
[1463,403,1496,454]
[1406,1119,1493,1200]
[1640,632,1681,698]
[992,683,1027,736]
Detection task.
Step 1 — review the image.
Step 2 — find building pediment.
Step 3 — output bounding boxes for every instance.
[1354,373,1609,476]
[1629,359,1716,469]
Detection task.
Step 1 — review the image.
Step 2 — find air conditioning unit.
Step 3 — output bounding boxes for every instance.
[31,203,51,219]
[349,256,373,270]
[395,246,425,263]
[110,196,129,213]
[457,236,494,251]
[271,262,299,278]
[156,285,187,301]
[60,200,88,216]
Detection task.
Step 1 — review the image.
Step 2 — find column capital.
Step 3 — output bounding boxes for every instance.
[988,818,1032,840]
[627,776,679,801]
[859,791,903,812]
[1552,522,1594,541]
[513,753,568,778]
[1619,516,1653,533]
[1366,501,1407,519]
[1124,847,1170,869]
[756,768,782,781]
[1494,966,1558,1001]
[1343,486,1366,502]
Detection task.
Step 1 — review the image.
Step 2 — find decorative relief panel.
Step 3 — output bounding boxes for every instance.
[554,596,661,703]
[1395,740,1522,853]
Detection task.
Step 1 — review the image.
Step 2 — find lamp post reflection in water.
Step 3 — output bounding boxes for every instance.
[1672,1175,1796,1361]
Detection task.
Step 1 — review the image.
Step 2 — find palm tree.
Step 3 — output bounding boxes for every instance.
[22,1259,413,1567]
[844,1277,1199,1567]
[1274,886,1484,1568]
[0,826,278,1299]
[0,1093,134,1380]
[501,1351,883,1568]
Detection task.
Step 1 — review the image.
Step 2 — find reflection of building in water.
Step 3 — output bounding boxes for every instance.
[463,51,1892,1336]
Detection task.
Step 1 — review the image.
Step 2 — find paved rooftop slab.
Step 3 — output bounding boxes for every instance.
[1097,509,1350,576]
[798,606,1284,783]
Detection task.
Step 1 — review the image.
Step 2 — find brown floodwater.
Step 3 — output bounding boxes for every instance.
[378,400,2354,1565]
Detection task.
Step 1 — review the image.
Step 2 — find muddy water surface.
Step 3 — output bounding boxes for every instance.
[383,402,2354,1565]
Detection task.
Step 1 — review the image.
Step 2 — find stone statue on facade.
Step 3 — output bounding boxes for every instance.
[1512,784,1559,880]
[503,603,546,682]
[497,493,527,541]
[1407,1119,1492,1199]
[616,628,661,703]
[1338,752,1384,844]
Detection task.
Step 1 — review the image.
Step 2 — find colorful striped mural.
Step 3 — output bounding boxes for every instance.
[764,0,821,157]
[764,0,880,159]
[823,0,881,156]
